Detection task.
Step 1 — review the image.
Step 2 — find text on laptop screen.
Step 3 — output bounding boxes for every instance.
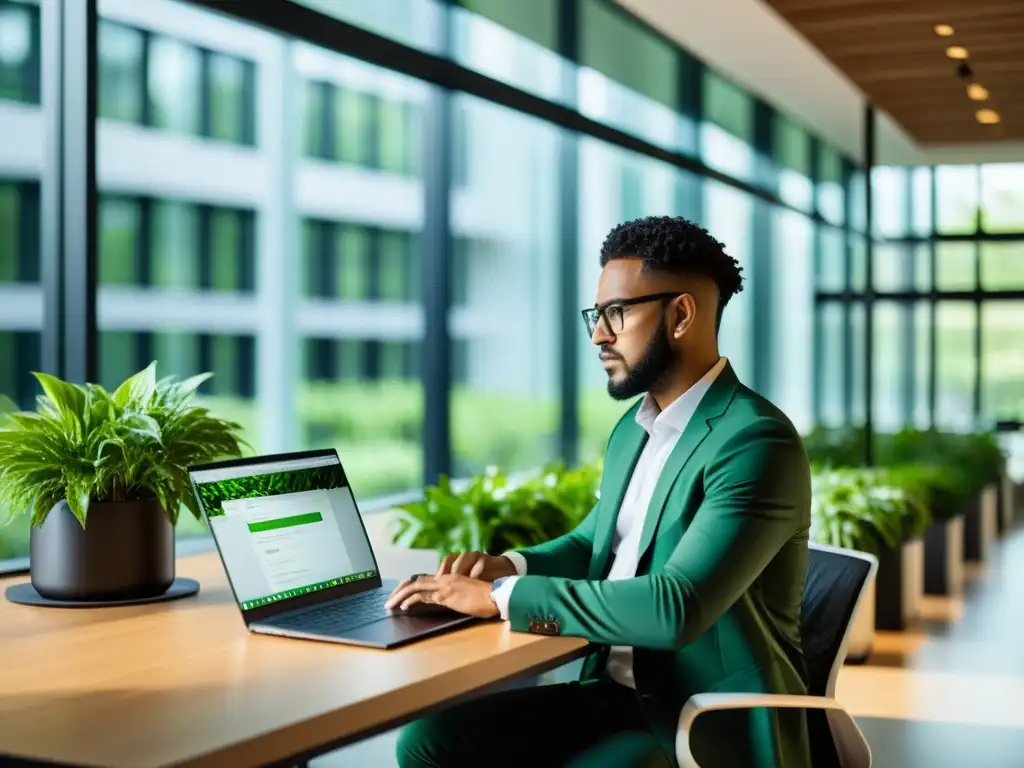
[191,455,376,611]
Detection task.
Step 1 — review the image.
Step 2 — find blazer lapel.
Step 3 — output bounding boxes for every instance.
[634,364,740,563]
[588,415,647,579]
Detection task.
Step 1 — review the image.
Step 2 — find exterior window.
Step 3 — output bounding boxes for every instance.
[0,0,40,104]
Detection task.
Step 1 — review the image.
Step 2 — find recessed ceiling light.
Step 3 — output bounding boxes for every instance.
[967,83,989,101]
[934,24,954,37]
[976,108,1000,124]
[946,45,969,60]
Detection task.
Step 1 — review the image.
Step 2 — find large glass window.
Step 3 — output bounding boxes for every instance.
[936,243,976,292]
[772,115,813,212]
[980,242,1024,291]
[702,71,754,180]
[149,35,201,134]
[450,95,560,477]
[578,0,690,152]
[872,302,906,431]
[0,0,40,105]
[818,145,845,226]
[768,208,813,432]
[816,302,845,428]
[453,0,568,102]
[0,0,43,571]
[294,0,444,55]
[98,21,144,123]
[934,302,976,430]
[935,164,979,235]
[981,303,1024,423]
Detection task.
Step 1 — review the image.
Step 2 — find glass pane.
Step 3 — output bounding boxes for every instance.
[704,180,753,383]
[208,53,247,144]
[981,302,1024,424]
[980,242,1024,291]
[850,234,867,294]
[936,243,976,292]
[0,181,42,567]
[0,0,39,104]
[915,244,932,292]
[98,21,144,123]
[913,302,930,428]
[818,225,845,292]
[935,164,979,235]
[453,0,570,102]
[817,302,845,428]
[935,302,976,430]
[99,197,141,286]
[97,3,432,542]
[911,166,932,236]
[850,301,865,426]
[980,163,1024,234]
[872,302,906,432]
[768,209,813,433]
[848,169,867,234]
[701,80,754,181]
[151,200,199,289]
[874,244,913,292]
[450,95,559,477]
[773,115,813,212]
[871,166,907,238]
[818,144,845,226]
[148,35,201,135]
[294,0,444,54]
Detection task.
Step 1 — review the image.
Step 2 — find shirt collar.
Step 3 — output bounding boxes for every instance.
[635,356,728,436]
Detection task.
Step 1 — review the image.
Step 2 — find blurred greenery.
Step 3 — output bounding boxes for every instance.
[810,466,931,556]
[391,460,603,556]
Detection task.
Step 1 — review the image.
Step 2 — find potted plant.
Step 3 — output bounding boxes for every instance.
[392,460,600,557]
[0,362,245,601]
[811,467,930,655]
[882,463,965,597]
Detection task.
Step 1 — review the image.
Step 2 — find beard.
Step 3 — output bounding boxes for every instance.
[605,322,675,401]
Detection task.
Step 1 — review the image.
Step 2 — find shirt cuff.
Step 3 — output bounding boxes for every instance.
[502,551,527,576]
[490,576,519,621]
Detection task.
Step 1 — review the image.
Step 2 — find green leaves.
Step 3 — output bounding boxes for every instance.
[0,361,246,528]
[810,467,933,556]
[392,461,601,556]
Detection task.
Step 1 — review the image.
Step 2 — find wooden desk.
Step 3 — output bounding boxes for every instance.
[0,553,589,768]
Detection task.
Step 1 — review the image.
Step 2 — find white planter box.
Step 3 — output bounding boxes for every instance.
[846,572,875,662]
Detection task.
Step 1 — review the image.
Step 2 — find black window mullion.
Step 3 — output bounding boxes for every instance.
[19,181,41,282]
[197,204,213,290]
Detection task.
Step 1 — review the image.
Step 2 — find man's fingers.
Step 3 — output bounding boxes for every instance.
[436,552,457,576]
[469,558,486,578]
[385,578,435,610]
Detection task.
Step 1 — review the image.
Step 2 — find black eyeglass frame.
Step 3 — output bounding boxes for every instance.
[581,291,686,336]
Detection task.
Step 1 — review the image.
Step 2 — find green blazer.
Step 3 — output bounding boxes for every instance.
[507,363,812,768]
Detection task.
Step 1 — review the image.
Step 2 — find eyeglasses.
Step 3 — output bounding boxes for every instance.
[581,292,684,336]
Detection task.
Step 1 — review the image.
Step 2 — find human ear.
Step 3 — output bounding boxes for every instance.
[672,294,696,338]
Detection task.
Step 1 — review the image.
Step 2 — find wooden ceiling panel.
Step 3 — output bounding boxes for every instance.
[767,0,1024,143]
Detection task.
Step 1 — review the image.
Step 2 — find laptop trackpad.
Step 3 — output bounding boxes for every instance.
[345,614,471,647]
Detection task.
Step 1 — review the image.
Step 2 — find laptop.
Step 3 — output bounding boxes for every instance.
[188,448,476,648]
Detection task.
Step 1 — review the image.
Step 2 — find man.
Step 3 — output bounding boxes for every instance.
[387,216,812,767]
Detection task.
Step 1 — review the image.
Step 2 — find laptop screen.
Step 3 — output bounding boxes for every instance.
[190,451,378,612]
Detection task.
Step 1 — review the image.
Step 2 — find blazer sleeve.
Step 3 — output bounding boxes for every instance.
[510,500,600,580]
[505,418,810,649]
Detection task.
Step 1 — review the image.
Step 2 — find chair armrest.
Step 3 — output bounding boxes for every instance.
[676,693,871,768]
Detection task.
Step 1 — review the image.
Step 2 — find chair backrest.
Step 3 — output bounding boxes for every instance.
[800,542,878,698]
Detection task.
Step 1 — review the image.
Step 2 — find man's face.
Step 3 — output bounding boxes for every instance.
[589,259,678,401]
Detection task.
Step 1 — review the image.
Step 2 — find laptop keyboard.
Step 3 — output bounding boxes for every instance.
[265,589,391,635]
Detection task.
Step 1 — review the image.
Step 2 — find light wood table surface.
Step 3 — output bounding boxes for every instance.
[0,552,590,768]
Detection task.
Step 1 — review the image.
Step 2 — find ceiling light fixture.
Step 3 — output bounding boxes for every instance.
[946,45,969,60]
[967,83,989,101]
[976,108,1000,124]
[934,24,954,37]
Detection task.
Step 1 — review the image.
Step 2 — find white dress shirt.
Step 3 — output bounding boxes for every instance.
[491,356,728,689]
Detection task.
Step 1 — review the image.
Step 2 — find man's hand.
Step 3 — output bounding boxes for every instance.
[385,573,500,618]
[436,551,518,581]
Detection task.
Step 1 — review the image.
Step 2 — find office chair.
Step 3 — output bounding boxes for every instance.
[675,542,877,768]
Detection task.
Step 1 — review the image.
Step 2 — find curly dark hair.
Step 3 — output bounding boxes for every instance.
[600,216,744,330]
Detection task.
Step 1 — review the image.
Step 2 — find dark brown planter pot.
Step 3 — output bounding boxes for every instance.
[30,497,175,601]
[874,537,923,631]
[963,485,998,564]
[923,515,964,597]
